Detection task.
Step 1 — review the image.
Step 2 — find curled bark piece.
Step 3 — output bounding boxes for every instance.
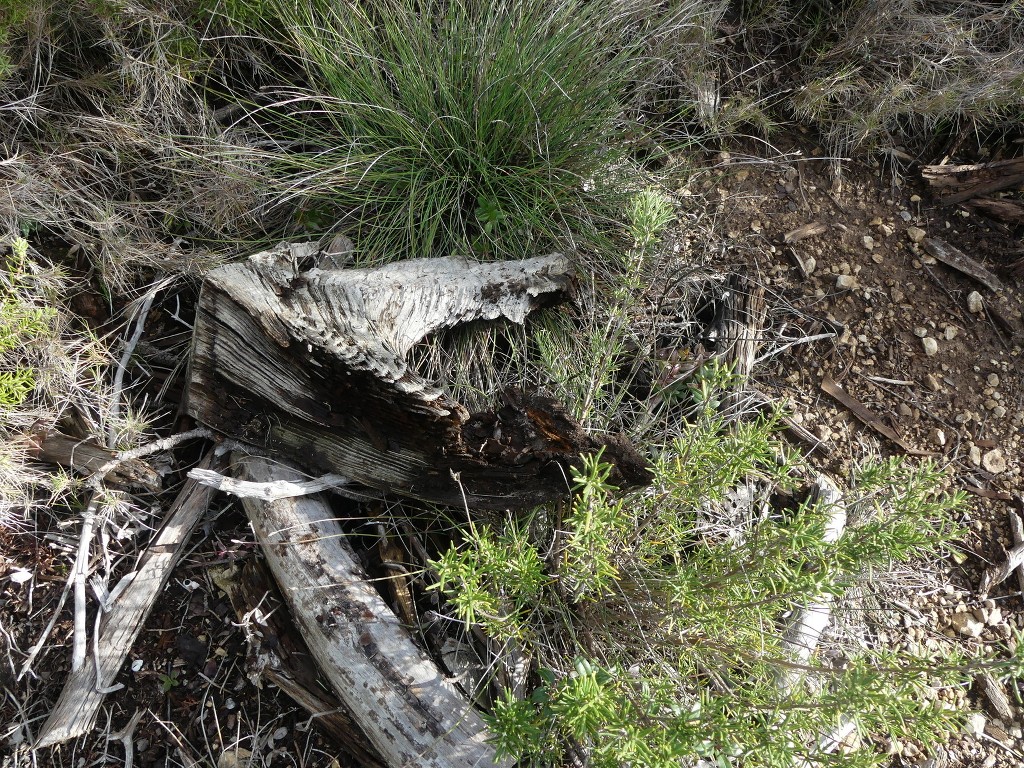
[186,246,651,509]
[236,455,510,768]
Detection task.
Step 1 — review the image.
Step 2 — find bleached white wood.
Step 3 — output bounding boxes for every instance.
[236,455,510,768]
[34,451,224,749]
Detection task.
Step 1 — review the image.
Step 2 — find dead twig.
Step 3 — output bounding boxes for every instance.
[978,541,1024,597]
[34,449,226,748]
[922,237,1004,293]
[820,375,932,456]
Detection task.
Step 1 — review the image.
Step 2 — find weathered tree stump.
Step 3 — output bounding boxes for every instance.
[185,243,651,509]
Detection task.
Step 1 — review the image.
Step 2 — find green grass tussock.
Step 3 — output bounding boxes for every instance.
[228,0,689,262]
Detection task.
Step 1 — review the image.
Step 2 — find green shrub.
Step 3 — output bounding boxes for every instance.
[429,393,1022,766]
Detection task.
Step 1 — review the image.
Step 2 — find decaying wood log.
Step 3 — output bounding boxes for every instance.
[34,449,225,749]
[236,455,510,768]
[25,430,161,492]
[186,244,651,510]
[965,197,1024,225]
[921,157,1024,205]
[216,559,387,768]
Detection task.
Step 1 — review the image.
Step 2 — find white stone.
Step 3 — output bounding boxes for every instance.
[951,612,984,638]
[969,445,982,466]
[862,235,875,250]
[944,326,958,340]
[964,712,987,737]
[907,226,926,244]
[836,274,857,290]
[982,449,1007,474]
[921,337,938,356]
[967,291,984,313]
[987,373,1000,387]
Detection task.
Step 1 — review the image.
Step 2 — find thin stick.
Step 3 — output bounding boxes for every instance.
[88,427,214,489]
[72,498,100,672]
[35,449,225,748]
[107,290,158,448]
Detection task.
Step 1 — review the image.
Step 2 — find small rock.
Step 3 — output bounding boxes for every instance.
[985,606,1003,626]
[804,255,816,275]
[951,612,984,638]
[992,405,1006,418]
[836,274,858,290]
[944,326,958,341]
[987,373,1000,387]
[899,210,913,222]
[982,449,1007,475]
[969,445,982,466]
[750,220,762,233]
[907,226,926,244]
[913,326,928,338]
[218,749,253,768]
[930,428,946,447]
[967,291,984,313]
[926,373,943,392]
[891,288,905,303]
[921,337,938,356]
[898,403,914,418]
[862,235,875,250]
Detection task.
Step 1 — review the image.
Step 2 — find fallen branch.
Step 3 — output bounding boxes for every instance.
[34,449,225,749]
[779,475,857,764]
[920,157,1024,205]
[1010,511,1024,597]
[966,197,1024,225]
[235,455,510,768]
[779,475,846,691]
[979,541,1024,597]
[922,237,1004,293]
[188,466,349,500]
[26,431,161,491]
[820,376,932,456]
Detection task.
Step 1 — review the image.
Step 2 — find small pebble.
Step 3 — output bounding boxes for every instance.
[987,373,999,387]
[944,326,958,341]
[982,449,1007,474]
[967,291,984,313]
[862,235,875,250]
[921,337,938,356]
[836,274,857,290]
[907,226,926,244]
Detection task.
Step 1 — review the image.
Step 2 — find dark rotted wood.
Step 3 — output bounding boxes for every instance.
[221,559,387,768]
[921,157,1024,205]
[965,196,1024,225]
[185,244,651,509]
